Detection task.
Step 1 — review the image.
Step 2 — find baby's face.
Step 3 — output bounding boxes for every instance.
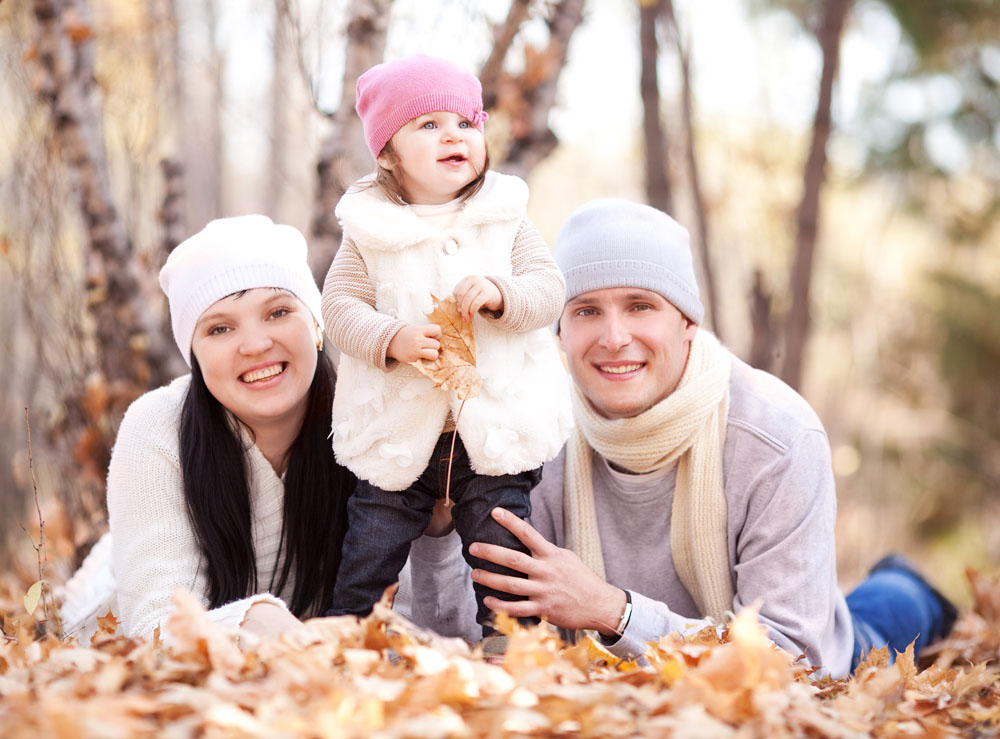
[378,111,486,205]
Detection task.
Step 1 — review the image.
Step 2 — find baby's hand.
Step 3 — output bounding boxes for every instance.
[453,276,503,321]
[388,323,442,363]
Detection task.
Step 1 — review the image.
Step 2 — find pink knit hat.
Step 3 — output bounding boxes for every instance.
[356,55,489,160]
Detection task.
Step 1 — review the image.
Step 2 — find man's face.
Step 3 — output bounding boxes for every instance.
[558,287,697,419]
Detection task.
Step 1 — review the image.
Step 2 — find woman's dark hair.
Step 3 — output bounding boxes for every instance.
[179,348,352,617]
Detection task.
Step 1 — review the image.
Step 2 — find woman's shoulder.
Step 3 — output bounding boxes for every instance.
[116,375,191,451]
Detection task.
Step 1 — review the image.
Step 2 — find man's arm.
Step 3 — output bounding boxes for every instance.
[474,429,848,668]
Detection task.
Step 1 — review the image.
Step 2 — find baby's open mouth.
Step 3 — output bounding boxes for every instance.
[440,154,466,163]
[240,363,286,384]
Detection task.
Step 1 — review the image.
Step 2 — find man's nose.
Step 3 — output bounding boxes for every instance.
[239,326,274,355]
[599,314,631,352]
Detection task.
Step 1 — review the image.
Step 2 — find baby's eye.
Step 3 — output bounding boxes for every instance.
[421,120,436,129]
[459,120,470,129]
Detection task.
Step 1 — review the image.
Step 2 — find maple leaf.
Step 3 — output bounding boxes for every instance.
[409,294,482,401]
[96,608,118,640]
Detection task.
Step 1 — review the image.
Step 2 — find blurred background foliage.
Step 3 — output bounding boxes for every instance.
[0,0,997,603]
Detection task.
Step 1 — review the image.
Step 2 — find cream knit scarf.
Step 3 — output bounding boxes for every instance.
[564,330,735,623]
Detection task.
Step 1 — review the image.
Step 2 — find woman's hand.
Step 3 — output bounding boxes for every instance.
[424,497,456,537]
[240,601,302,643]
[387,323,442,363]
[469,507,628,636]
[453,276,503,321]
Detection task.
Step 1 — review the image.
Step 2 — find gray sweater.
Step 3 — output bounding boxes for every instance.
[530,355,855,677]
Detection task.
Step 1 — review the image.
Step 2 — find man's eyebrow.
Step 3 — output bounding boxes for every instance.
[622,291,658,301]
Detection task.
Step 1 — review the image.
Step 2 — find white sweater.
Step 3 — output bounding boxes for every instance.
[63,375,479,642]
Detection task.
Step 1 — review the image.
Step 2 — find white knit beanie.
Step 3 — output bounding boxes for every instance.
[158,215,324,366]
[554,198,704,324]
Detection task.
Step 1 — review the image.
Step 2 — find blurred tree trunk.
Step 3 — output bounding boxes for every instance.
[480,0,531,111]
[779,0,850,389]
[30,0,168,532]
[310,0,391,277]
[639,0,672,215]
[494,0,586,179]
[268,0,293,220]
[184,0,225,231]
[662,0,719,337]
[148,0,187,253]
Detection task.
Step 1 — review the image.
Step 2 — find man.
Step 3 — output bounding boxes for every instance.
[469,198,955,677]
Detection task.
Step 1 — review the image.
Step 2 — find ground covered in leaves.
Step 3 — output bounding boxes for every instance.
[1,568,999,738]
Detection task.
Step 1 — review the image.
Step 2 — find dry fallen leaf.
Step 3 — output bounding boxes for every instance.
[23,581,42,616]
[2,544,1000,738]
[409,294,483,401]
[95,608,118,640]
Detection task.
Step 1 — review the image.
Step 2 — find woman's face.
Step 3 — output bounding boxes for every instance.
[191,288,318,437]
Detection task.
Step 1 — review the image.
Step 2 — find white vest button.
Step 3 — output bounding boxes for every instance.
[443,239,459,255]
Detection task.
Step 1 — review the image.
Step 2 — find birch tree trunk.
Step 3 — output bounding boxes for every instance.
[267,0,293,220]
[311,0,391,276]
[639,0,672,215]
[148,0,186,253]
[184,0,225,231]
[780,0,850,389]
[31,0,168,524]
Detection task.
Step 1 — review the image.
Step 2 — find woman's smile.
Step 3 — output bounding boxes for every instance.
[240,362,287,385]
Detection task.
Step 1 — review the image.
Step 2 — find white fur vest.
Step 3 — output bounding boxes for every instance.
[331,172,573,491]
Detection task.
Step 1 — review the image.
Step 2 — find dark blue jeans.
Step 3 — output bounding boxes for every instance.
[328,432,541,631]
[846,561,952,672]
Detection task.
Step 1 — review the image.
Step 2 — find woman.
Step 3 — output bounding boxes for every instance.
[61,215,476,644]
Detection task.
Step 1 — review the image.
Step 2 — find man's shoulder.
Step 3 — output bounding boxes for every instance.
[726,354,826,454]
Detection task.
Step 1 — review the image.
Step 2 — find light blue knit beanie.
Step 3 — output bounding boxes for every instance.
[553,198,704,324]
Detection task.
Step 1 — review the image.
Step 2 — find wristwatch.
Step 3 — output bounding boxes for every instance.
[613,589,633,636]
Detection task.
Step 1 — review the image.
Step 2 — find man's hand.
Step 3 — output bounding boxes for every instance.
[453,276,503,321]
[469,507,628,636]
[387,323,442,363]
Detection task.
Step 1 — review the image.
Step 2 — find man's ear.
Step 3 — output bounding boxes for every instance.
[555,311,566,348]
[683,317,698,339]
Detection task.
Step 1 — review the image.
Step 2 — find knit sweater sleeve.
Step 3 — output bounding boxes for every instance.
[106,381,292,640]
[321,236,406,371]
[604,430,850,676]
[484,218,566,333]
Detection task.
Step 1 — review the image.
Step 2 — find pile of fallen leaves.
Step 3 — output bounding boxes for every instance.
[2,572,1000,738]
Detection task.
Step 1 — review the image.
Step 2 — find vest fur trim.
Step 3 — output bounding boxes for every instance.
[332,171,573,491]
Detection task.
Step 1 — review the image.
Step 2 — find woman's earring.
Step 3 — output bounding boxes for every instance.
[315,324,324,352]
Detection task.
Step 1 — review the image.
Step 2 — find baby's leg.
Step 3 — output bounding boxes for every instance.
[445,439,542,630]
[327,476,436,618]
